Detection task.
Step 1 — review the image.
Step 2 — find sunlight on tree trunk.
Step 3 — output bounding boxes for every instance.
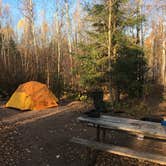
[65,0,73,86]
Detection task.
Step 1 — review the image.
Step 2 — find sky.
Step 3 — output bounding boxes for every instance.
[2,0,85,29]
[3,0,21,26]
[2,0,165,31]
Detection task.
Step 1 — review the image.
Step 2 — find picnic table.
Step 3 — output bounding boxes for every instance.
[71,115,166,165]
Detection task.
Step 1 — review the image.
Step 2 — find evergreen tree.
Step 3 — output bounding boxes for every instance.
[77,0,147,102]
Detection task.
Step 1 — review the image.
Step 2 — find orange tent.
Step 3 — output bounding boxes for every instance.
[6,81,58,111]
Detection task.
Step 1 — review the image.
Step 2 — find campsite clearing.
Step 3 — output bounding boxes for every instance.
[0,101,165,166]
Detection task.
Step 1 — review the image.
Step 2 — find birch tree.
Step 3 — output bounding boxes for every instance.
[19,0,38,79]
[65,0,73,85]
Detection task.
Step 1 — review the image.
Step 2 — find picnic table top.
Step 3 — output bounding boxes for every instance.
[78,115,166,140]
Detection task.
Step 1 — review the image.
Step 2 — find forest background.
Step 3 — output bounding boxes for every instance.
[0,0,165,109]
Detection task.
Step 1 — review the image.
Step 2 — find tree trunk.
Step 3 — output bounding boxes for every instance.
[161,39,166,86]
[108,0,113,102]
[65,0,73,85]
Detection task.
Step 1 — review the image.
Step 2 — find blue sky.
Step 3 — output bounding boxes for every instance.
[2,0,60,26]
[2,0,162,31]
[3,0,20,26]
[2,0,86,29]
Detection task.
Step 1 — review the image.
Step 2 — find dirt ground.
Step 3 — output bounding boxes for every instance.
[0,101,166,166]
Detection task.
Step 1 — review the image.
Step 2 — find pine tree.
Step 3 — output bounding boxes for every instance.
[77,0,147,102]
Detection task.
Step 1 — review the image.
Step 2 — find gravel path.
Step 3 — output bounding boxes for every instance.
[0,101,165,166]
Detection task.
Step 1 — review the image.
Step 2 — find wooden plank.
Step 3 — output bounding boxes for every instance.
[71,137,166,165]
[78,115,166,140]
[101,116,165,134]
[78,116,166,140]
[102,115,162,127]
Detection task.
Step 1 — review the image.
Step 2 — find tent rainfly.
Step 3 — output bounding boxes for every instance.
[6,81,58,111]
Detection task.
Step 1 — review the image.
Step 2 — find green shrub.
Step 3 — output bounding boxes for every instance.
[111,52,148,98]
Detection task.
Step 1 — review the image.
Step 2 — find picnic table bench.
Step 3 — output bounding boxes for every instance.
[71,115,166,165]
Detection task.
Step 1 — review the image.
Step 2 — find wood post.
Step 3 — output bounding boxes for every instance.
[102,129,106,142]
[96,125,101,141]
